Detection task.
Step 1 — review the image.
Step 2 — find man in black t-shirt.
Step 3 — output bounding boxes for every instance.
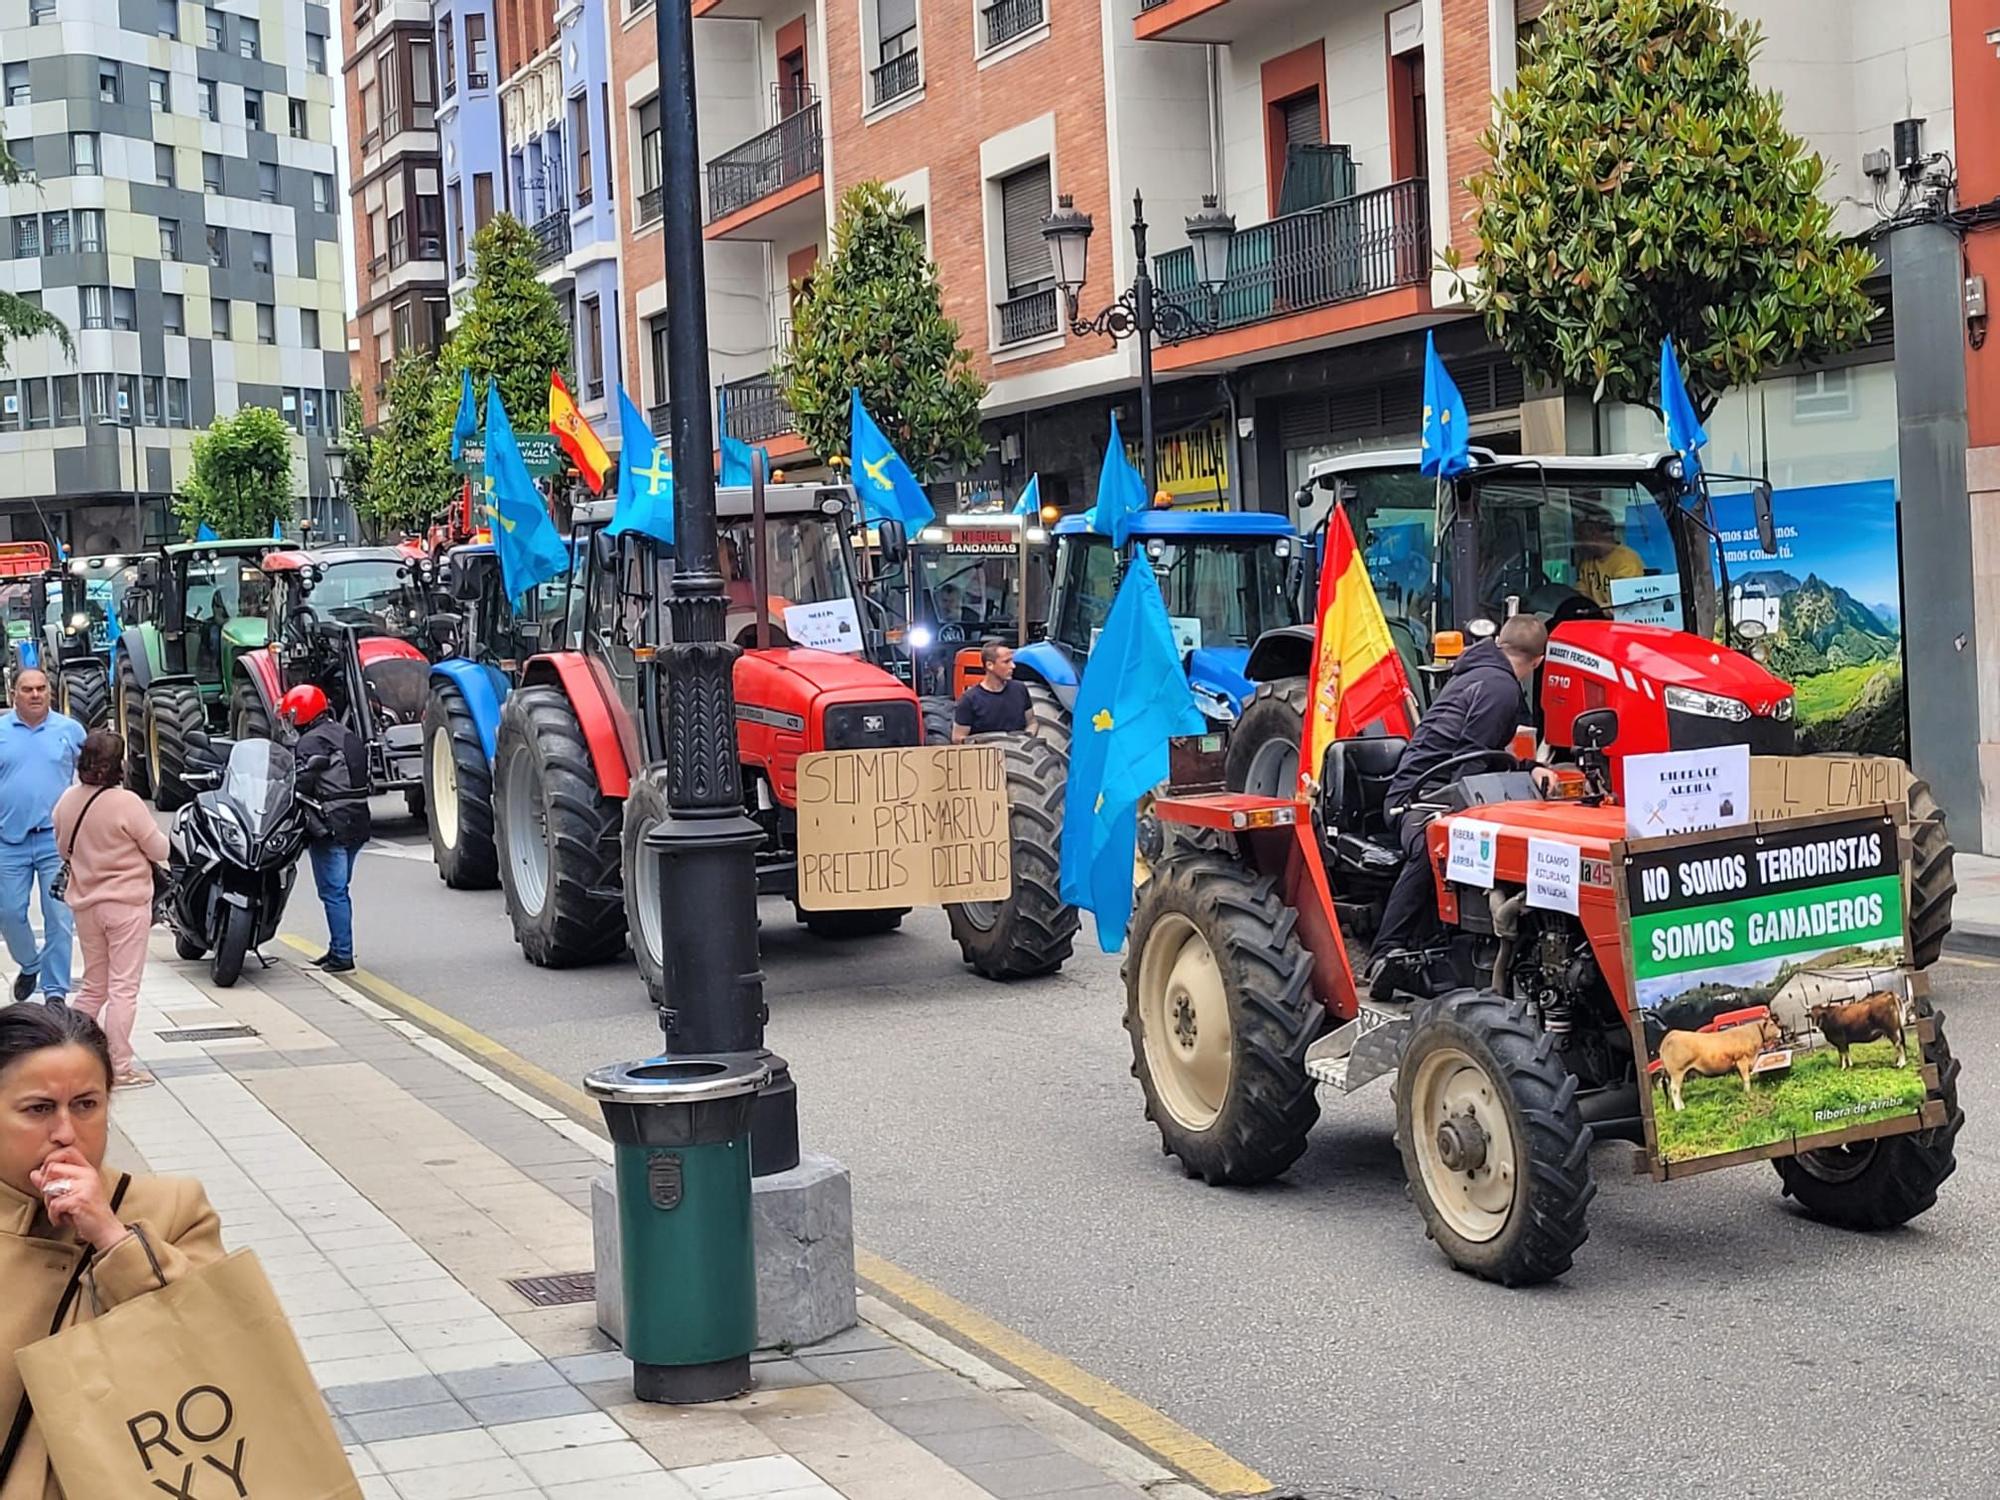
[952,641,1031,741]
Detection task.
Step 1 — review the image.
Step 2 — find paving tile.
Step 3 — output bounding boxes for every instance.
[553,1350,633,1385]
[794,1348,930,1385]
[366,1425,504,1472]
[543,1473,697,1500]
[382,1456,535,1498]
[313,1352,432,1388]
[840,1372,978,1411]
[874,1396,1019,1438]
[438,1360,569,1399]
[343,1401,482,1445]
[519,1440,661,1485]
[911,1421,1061,1467]
[670,1454,824,1499]
[462,1385,599,1426]
[489,1410,630,1455]
[794,1326,893,1358]
[957,1452,1128,1498]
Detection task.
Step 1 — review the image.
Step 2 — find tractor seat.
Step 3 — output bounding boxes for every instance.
[1321,736,1406,873]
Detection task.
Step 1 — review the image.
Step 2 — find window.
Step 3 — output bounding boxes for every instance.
[871,0,920,107]
[211,299,230,338]
[206,225,227,267]
[251,232,272,272]
[376,43,402,136]
[244,92,263,132]
[375,329,392,375]
[99,63,122,105]
[313,174,335,212]
[203,153,223,193]
[256,303,275,344]
[446,180,463,269]
[6,140,30,176]
[301,308,320,348]
[155,143,176,186]
[302,389,320,433]
[289,99,308,139]
[466,13,489,88]
[647,315,669,407]
[199,80,217,121]
[238,17,259,59]
[160,217,181,259]
[75,210,102,252]
[281,390,298,428]
[998,160,1052,296]
[24,379,49,428]
[149,69,170,111]
[163,293,184,334]
[71,133,99,176]
[41,212,67,255]
[637,98,662,219]
[439,16,456,97]
[204,7,222,47]
[155,0,177,38]
[258,162,278,201]
[581,295,603,398]
[28,0,53,23]
[87,374,114,423]
[1793,367,1854,421]
[167,378,189,426]
[1,383,21,433]
[54,376,80,427]
[4,65,28,107]
[572,95,592,206]
[392,301,414,355]
[412,40,435,127]
[473,172,493,231]
[387,211,406,264]
[13,218,39,259]
[142,375,164,425]
[112,288,136,331]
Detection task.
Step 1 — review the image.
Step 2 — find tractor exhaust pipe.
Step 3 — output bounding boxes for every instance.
[1489,889,1526,992]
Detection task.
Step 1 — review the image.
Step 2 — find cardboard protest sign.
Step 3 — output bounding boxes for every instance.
[1749,754,1911,821]
[796,745,1011,910]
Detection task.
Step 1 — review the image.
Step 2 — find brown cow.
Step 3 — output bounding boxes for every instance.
[1657,1018,1782,1112]
[1809,991,1908,1069]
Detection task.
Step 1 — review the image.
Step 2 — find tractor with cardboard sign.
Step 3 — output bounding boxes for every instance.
[1225,448,1955,970]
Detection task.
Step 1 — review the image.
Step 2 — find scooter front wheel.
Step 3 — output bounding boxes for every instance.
[210,903,255,988]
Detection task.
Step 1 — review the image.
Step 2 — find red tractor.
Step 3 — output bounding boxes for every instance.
[490,481,1076,1005]
[229,545,443,814]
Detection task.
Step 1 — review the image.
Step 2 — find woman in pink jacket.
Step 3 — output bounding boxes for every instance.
[51,732,167,1089]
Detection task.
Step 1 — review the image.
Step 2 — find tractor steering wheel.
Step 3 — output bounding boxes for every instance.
[937,622,967,645]
[1411,748,1522,803]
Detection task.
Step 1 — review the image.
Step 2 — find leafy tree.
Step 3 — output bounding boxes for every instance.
[438,213,571,430]
[360,353,457,535]
[335,397,376,536]
[779,181,986,477]
[1452,0,1876,415]
[176,406,296,538]
[0,141,71,368]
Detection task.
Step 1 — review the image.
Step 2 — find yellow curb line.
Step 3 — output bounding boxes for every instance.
[276,932,1274,1497]
[1940,953,2000,970]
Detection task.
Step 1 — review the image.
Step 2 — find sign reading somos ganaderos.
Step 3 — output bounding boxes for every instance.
[1621,809,1941,1173]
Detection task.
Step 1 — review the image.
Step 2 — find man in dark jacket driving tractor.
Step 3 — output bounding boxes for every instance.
[1371,614,1552,971]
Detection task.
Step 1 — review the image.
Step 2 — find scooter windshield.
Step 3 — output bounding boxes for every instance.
[221,740,298,843]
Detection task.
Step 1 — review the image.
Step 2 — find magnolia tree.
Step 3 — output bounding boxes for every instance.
[360,353,457,536]
[176,406,295,538]
[437,214,573,432]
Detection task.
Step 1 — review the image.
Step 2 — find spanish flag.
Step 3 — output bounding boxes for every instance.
[1301,506,1417,794]
[549,370,610,494]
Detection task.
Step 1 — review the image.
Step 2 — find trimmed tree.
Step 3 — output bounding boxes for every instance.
[0,141,71,368]
[779,181,986,477]
[438,213,572,430]
[1452,0,1877,415]
[176,406,296,538]
[361,352,458,536]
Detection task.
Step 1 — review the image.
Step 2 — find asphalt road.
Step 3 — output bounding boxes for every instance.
[288,801,2000,1500]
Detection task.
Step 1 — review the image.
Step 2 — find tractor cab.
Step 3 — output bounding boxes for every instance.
[435,542,571,672]
[37,552,135,725]
[867,513,1054,700]
[0,542,54,695]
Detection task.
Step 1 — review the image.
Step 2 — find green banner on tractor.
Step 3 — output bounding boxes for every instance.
[455,434,564,477]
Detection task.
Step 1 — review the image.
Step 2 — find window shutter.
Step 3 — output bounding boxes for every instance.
[876,0,916,47]
[1281,92,1321,147]
[999,162,1051,293]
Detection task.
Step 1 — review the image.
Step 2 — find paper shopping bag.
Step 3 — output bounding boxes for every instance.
[15,1249,362,1500]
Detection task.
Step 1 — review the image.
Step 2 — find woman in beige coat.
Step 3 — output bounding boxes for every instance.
[0,1004,224,1498]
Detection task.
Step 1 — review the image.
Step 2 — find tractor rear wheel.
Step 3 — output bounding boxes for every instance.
[230,682,272,741]
[1774,1003,1961,1228]
[947,733,1078,980]
[1224,677,1308,797]
[423,682,499,890]
[494,686,626,967]
[146,682,207,812]
[1905,778,1955,969]
[621,772,671,1008]
[1395,988,1595,1287]
[117,654,151,797]
[920,695,956,747]
[1024,681,1070,755]
[1123,856,1322,1185]
[60,662,110,729]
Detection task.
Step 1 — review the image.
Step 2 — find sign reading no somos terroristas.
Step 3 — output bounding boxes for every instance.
[454,435,565,477]
[795,745,1012,910]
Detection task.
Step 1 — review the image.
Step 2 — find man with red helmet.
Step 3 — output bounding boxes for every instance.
[278,685,371,973]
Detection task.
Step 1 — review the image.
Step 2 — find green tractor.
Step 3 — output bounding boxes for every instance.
[116,538,281,809]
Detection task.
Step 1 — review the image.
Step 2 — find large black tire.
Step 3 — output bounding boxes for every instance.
[59,661,110,729]
[1905,778,1954,970]
[210,901,254,988]
[621,772,671,1008]
[173,930,206,961]
[230,681,272,741]
[1023,681,1070,755]
[1224,677,1308,797]
[1395,988,1596,1287]
[799,906,906,938]
[423,683,499,890]
[146,682,206,812]
[116,653,152,797]
[493,685,626,967]
[920,695,956,747]
[1123,856,1323,1185]
[404,785,426,820]
[947,733,1078,980]
[1774,1002,1962,1228]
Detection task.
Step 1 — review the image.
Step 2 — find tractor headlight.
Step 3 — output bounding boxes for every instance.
[67,612,89,634]
[907,625,933,651]
[1771,695,1795,721]
[1664,685,1750,722]
[1664,456,1686,482]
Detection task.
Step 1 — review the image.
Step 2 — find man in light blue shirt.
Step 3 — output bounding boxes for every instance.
[0,669,86,1002]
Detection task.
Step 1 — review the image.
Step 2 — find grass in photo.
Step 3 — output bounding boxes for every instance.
[1651,1028,1925,1162]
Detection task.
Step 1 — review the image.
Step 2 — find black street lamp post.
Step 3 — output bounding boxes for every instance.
[1042,190,1236,498]
[649,0,798,1174]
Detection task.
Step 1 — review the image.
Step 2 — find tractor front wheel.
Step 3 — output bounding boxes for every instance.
[1905,778,1955,969]
[947,732,1078,980]
[60,662,110,729]
[1123,856,1323,1185]
[621,772,671,1008]
[1224,677,1308,797]
[423,683,499,890]
[1023,681,1070,757]
[230,682,272,741]
[494,686,626,967]
[117,654,151,797]
[1396,988,1595,1287]
[920,695,956,747]
[146,682,207,812]
[1774,1004,1962,1228]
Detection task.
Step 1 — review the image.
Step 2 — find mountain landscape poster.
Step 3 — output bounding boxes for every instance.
[1709,479,1906,759]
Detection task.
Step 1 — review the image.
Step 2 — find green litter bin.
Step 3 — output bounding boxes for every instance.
[585,1053,771,1403]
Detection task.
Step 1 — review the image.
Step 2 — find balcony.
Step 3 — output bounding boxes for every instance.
[1133,0,1299,45]
[870,48,919,109]
[637,186,664,227]
[716,373,796,446]
[442,72,457,101]
[532,210,571,268]
[1152,180,1431,370]
[705,101,823,236]
[981,0,1043,50]
[995,286,1058,347]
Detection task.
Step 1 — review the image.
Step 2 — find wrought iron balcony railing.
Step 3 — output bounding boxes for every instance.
[715,373,796,445]
[982,0,1043,49]
[870,48,919,109]
[531,209,571,267]
[995,285,1057,346]
[637,186,663,226]
[706,101,823,223]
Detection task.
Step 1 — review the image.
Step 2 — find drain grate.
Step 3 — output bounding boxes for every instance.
[156,1024,260,1043]
[508,1272,596,1307]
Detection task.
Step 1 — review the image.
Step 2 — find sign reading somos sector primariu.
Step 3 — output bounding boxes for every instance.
[1620,809,1943,1173]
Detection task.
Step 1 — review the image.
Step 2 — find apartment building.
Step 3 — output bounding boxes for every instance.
[0,0,349,548]
[435,0,501,299]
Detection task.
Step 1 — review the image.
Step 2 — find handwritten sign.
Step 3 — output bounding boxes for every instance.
[783,598,865,654]
[1624,746,1751,839]
[796,746,1012,910]
[1750,754,1910,821]
[1526,837,1580,914]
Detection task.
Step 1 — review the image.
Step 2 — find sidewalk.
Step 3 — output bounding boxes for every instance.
[98,943,1223,1500]
[1948,849,2000,955]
